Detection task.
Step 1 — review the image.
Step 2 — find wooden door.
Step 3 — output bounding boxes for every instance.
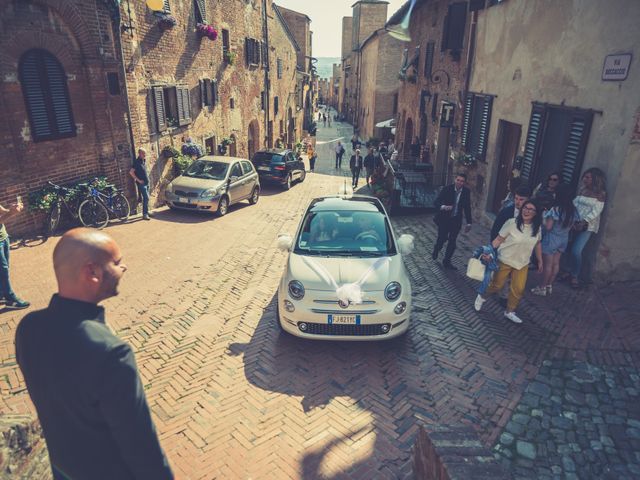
[492,120,521,213]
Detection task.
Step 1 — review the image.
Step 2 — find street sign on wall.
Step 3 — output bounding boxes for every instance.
[602,53,632,81]
[440,102,456,128]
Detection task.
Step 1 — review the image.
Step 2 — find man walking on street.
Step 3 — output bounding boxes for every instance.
[335,141,345,169]
[432,173,472,269]
[129,148,151,220]
[364,147,377,188]
[350,149,363,188]
[15,228,174,480]
[490,186,531,242]
[0,200,30,309]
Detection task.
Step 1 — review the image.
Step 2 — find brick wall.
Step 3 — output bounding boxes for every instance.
[276,5,310,72]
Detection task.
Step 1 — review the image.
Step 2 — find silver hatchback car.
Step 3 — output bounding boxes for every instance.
[165,155,260,216]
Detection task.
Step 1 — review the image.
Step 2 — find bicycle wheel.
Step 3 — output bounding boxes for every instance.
[46,201,61,236]
[111,193,130,221]
[78,198,109,229]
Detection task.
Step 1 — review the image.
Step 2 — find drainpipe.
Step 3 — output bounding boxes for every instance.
[463,10,478,109]
[113,3,137,194]
[261,0,271,149]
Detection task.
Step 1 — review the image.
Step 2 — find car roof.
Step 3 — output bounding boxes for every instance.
[198,155,248,164]
[254,149,290,155]
[307,195,385,213]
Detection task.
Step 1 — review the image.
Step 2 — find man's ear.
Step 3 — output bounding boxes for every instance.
[84,262,103,285]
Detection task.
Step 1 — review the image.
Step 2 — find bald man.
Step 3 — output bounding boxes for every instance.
[15,228,173,480]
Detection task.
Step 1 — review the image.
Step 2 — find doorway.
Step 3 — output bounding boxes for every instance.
[248,120,259,159]
[492,120,522,213]
[229,134,237,157]
[435,126,450,176]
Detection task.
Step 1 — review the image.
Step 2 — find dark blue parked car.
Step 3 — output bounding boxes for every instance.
[251,149,306,190]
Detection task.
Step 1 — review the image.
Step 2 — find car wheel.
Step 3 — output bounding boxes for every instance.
[283,174,292,191]
[299,169,306,183]
[249,187,260,205]
[217,196,229,216]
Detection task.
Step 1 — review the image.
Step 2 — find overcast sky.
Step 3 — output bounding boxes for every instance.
[274,0,408,57]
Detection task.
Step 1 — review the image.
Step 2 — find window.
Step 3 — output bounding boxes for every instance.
[423,41,435,79]
[261,41,268,68]
[241,160,253,175]
[274,96,279,116]
[222,29,230,54]
[107,72,120,95]
[260,91,265,110]
[230,98,235,109]
[520,103,594,189]
[441,2,467,54]
[245,38,261,67]
[205,136,216,154]
[194,0,205,23]
[277,58,283,79]
[19,49,76,142]
[230,163,242,178]
[149,84,191,133]
[461,92,493,161]
[199,79,218,107]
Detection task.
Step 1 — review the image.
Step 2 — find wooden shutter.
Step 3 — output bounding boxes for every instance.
[520,104,546,182]
[177,87,191,125]
[461,93,473,149]
[254,40,261,65]
[199,80,206,107]
[45,55,75,136]
[20,52,52,139]
[163,0,171,12]
[261,41,268,67]
[153,86,166,132]
[423,41,435,79]
[194,0,206,23]
[560,113,593,188]
[277,59,283,78]
[443,2,467,51]
[211,80,218,106]
[245,38,251,66]
[476,96,492,160]
[274,96,279,116]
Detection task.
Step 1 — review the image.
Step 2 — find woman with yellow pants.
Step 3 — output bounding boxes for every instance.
[474,200,543,324]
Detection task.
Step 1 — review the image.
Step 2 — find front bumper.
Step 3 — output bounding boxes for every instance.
[277,284,411,341]
[257,172,287,185]
[165,191,221,212]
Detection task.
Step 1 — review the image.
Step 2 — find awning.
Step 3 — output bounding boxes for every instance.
[391,127,396,135]
[375,118,396,128]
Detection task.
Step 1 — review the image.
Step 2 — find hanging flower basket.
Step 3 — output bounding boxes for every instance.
[221,137,234,147]
[196,23,218,41]
[223,50,237,66]
[157,14,177,31]
[181,139,204,158]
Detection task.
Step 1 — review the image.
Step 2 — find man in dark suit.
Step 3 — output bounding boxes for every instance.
[490,185,531,241]
[432,173,473,269]
[15,228,173,480]
[349,149,364,188]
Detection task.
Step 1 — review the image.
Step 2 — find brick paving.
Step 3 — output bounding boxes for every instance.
[1,119,639,479]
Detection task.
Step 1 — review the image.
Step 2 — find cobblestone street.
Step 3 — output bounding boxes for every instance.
[1,120,639,479]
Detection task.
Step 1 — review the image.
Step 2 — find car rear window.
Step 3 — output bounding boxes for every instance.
[253,152,283,166]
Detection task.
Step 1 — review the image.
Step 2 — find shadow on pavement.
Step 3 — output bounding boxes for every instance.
[228,294,414,478]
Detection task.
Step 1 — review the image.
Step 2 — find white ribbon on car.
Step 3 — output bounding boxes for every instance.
[301,256,391,305]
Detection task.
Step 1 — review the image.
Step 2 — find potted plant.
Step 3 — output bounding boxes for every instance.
[157,13,177,31]
[181,139,204,158]
[223,50,237,66]
[221,137,234,147]
[452,150,478,168]
[162,145,180,158]
[196,23,218,41]
[172,154,193,176]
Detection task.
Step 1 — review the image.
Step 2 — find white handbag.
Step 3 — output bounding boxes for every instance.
[466,258,486,281]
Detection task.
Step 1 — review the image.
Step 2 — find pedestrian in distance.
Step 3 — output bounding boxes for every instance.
[328,114,332,127]
[335,141,345,169]
[129,147,151,220]
[432,173,472,270]
[0,199,30,310]
[15,228,174,480]
[565,167,606,288]
[310,150,318,172]
[531,185,579,296]
[323,113,327,127]
[350,149,364,188]
[364,147,377,188]
[474,200,543,324]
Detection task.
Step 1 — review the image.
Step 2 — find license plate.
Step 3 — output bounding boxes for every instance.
[178,197,189,203]
[258,166,271,172]
[328,314,360,325]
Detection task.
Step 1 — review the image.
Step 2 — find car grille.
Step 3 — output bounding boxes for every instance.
[174,190,199,197]
[299,322,391,336]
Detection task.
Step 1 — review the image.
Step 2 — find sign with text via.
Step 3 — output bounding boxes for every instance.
[602,54,632,81]
[440,102,456,128]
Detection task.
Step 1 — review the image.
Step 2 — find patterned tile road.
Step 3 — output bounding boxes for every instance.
[1,120,638,479]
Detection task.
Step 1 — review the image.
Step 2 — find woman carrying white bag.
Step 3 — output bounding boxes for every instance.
[473,200,543,324]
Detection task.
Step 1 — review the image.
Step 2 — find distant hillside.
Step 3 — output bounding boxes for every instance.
[315,57,340,79]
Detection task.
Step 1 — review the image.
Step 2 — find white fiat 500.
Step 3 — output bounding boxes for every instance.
[277,195,414,340]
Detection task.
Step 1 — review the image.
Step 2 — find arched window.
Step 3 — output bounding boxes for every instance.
[19,49,76,142]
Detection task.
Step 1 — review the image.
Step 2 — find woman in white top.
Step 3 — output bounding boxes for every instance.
[474,200,543,324]
[568,168,606,288]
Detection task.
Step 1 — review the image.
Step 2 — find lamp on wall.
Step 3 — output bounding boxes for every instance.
[386,0,417,42]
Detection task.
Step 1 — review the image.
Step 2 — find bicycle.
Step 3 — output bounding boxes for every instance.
[78,178,130,224]
[44,181,101,235]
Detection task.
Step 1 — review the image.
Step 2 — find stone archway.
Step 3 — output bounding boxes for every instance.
[248,119,259,159]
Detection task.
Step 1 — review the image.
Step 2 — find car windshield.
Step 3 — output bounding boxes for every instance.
[294,210,396,256]
[183,160,229,180]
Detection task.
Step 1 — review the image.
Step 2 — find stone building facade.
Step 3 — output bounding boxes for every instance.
[469,0,640,281]
[0,0,307,236]
[357,29,404,141]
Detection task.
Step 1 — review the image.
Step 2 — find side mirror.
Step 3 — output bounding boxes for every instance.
[398,234,415,255]
[229,175,239,183]
[277,234,293,252]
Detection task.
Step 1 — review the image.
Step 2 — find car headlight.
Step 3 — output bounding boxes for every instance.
[384,282,401,301]
[200,187,220,198]
[166,183,173,194]
[288,280,305,300]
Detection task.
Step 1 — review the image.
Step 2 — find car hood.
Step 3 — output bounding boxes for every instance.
[287,253,405,291]
[171,175,225,191]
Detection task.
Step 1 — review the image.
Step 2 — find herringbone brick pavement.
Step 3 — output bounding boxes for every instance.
[1,120,638,478]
